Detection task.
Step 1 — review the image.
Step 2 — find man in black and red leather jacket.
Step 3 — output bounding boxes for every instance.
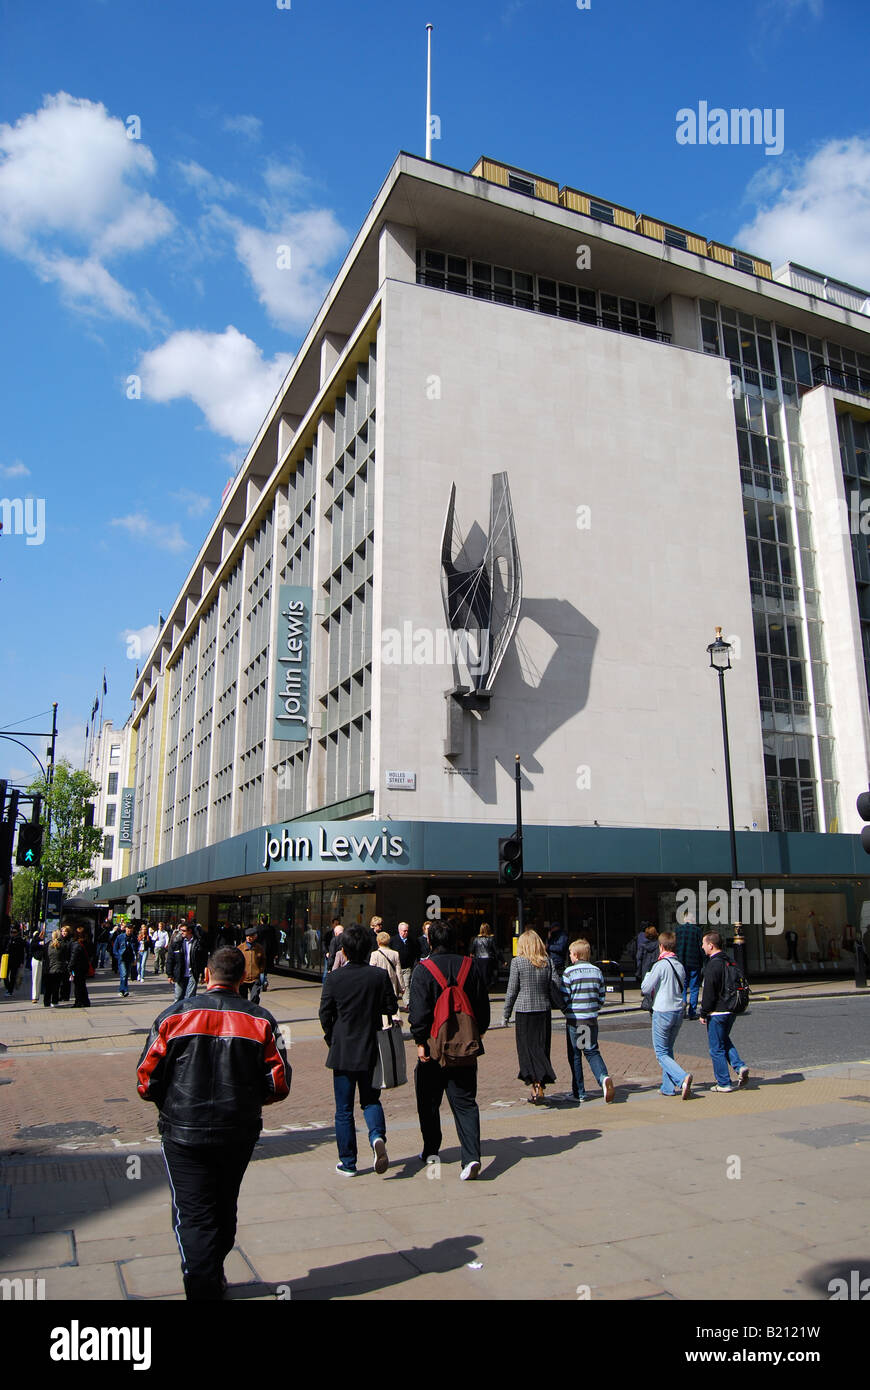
[137,945,291,1299]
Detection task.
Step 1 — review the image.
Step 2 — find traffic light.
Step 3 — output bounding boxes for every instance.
[16,822,43,868]
[498,834,523,884]
[857,787,870,854]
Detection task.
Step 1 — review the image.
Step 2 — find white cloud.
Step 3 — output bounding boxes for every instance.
[170,488,212,518]
[222,114,262,140]
[232,208,348,330]
[138,326,293,443]
[0,460,30,478]
[0,92,173,321]
[121,624,160,662]
[176,159,238,201]
[111,512,188,552]
[734,138,870,289]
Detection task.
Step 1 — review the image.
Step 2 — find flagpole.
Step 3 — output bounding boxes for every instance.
[425,24,433,160]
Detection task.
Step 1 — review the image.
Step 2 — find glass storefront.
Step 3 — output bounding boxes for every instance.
[126,873,869,980]
[656,879,869,975]
[214,879,377,975]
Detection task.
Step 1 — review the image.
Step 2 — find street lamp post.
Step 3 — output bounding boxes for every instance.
[707,628,747,978]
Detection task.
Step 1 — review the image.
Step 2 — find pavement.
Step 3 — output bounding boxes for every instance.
[0,966,868,1302]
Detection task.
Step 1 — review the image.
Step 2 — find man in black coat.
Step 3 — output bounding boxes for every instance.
[409,920,490,1181]
[319,924,397,1177]
[166,922,208,1001]
[389,921,419,1008]
[1,926,26,995]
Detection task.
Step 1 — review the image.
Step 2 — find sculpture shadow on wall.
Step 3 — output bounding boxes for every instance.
[444,596,598,804]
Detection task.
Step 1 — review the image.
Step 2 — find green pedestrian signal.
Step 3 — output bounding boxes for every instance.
[498,835,523,884]
[16,823,43,868]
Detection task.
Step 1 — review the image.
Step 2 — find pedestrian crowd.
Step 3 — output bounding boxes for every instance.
[2,908,754,1302]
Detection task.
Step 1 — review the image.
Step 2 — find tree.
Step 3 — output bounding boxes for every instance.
[27,761,103,891]
[11,866,39,923]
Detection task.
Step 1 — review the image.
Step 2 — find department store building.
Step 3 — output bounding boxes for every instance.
[88,152,870,977]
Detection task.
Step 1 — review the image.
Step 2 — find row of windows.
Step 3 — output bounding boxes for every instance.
[700,300,870,392]
[416,250,665,340]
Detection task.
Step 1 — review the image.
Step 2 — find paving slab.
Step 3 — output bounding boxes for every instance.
[35,1262,127,1300]
[0,1230,75,1272]
[75,1229,181,1266]
[616,1217,813,1279]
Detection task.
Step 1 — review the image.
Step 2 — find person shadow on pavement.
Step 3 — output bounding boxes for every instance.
[227,1234,485,1300]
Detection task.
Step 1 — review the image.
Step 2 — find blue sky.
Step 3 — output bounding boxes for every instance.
[1,0,868,786]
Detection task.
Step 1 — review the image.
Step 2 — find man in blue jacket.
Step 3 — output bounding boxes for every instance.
[113,923,137,997]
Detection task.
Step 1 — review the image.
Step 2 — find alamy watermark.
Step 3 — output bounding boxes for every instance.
[382,623,489,675]
[828,1270,870,1300]
[676,103,784,156]
[0,497,45,546]
[1,1277,45,1300]
[676,880,783,935]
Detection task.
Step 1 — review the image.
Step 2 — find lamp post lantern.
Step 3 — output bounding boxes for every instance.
[707,628,747,978]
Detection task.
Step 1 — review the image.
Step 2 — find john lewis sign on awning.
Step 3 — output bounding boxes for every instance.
[273,585,312,743]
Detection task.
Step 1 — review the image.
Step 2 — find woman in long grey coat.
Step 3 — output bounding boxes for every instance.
[502,929,558,1103]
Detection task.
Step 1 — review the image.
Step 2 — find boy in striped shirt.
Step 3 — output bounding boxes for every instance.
[560,939,615,1103]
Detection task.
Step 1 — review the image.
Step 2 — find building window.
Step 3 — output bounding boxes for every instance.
[110,744,121,763]
[734,252,755,274]
[107,773,119,796]
[589,200,615,225]
[103,835,114,860]
[507,172,535,197]
[101,867,113,885]
[664,228,688,250]
[105,803,117,827]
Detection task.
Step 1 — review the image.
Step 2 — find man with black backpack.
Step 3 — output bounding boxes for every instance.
[408,920,490,1181]
[699,931,750,1093]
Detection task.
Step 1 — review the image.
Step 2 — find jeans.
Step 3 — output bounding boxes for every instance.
[174,975,198,1002]
[239,980,262,1005]
[415,1060,480,1169]
[137,948,147,981]
[651,1008,689,1095]
[96,943,108,968]
[332,1070,385,1170]
[118,961,131,995]
[565,1020,609,1098]
[682,967,701,1016]
[706,1013,746,1087]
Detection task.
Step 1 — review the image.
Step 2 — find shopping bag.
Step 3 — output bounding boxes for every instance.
[372,1020,407,1089]
[0,954,8,981]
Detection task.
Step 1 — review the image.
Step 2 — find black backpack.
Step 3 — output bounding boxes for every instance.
[722,957,751,1015]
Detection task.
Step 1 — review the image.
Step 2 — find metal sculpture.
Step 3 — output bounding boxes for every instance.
[440,471,522,711]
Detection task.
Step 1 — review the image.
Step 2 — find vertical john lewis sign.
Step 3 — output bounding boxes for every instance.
[274,585,312,742]
[119,788,135,848]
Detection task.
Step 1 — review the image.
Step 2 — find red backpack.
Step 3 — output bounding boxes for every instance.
[422,956,482,1067]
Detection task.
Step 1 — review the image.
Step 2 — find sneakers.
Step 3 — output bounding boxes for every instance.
[602,1076,615,1104]
[710,1084,734,1093]
[681,1073,693,1101]
[335,1162,358,1176]
[372,1136,389,1175]
[737,1067,750,1088]
[460,1161,481,1181]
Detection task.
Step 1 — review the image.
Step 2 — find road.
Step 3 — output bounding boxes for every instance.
[593,995,870,1072]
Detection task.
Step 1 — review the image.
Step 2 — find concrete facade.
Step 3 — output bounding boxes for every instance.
[92,152,870,948]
